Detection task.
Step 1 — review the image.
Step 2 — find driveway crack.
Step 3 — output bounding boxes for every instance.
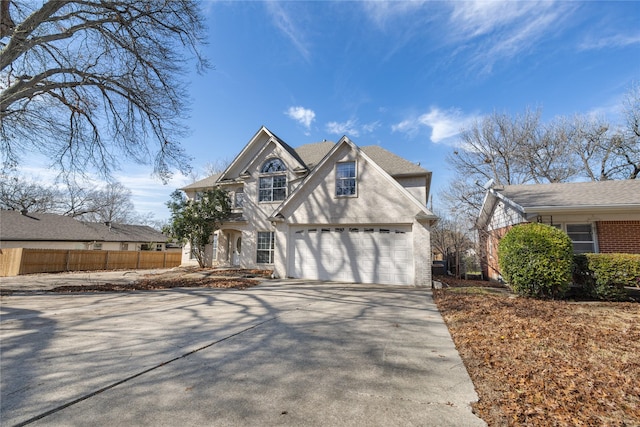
[13,316,279,427]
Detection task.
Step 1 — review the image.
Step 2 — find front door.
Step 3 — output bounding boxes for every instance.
[232,235,241,266]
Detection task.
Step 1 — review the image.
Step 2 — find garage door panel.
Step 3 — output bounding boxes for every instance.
[293,226,413,285]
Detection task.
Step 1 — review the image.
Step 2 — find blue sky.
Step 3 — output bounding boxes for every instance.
[22,1,640,222]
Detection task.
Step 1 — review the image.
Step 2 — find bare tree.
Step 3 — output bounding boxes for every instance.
[570,116,623,181]
[439,179,486,222]
[525,117,580,183]
[0,0,207,180]
[620,82,640,179]
[431,210,476,278]
[447,109,541,188]
[0,174,143,225]
[81,182,136,224]
[56,176,98,217]
[0,174,59,212]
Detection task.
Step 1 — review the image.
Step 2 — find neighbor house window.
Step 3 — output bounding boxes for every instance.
[212,233,218,260]
[566,224,596,253]
[259,158,287,202]
[257,231,275,264]
[93,243,102,250]
[336,161,356,196]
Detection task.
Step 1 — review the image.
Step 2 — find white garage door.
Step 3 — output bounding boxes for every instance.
[293,226,413,285]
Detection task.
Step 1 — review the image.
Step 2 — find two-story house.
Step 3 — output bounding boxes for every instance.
[181,126,437,286]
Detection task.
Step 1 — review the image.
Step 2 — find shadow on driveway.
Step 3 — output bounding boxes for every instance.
[1,281,485,426]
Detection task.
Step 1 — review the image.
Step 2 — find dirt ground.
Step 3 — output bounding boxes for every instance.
[433,276,640,427]
[0,267,271,295]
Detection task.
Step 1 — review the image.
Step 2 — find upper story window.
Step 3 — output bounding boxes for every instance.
[234,191,244,208]
[261,158,286,173]
[259,158,287,202]
[336,161,357,196]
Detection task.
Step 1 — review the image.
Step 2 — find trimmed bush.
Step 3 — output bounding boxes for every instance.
[498,223,574,298]
[573,253,640,301]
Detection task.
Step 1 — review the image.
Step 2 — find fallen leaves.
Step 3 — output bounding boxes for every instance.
[50,276,260,292]
[433,280,640,427]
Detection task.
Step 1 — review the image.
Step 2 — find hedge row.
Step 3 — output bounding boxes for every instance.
[573,253,640,300]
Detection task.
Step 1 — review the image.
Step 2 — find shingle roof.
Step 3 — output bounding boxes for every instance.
[181,173,222,191]
[0,210,167,243]
[361,145,429,176]
[497,180,640,209]
[293,141,429,175]
[83,222,168,243]
[294,141,335,169]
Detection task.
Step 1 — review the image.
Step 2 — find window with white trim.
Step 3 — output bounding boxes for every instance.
[212,233,218,260]
[336,161,356,196]
[257,231,275,264]
[259,158,287,202]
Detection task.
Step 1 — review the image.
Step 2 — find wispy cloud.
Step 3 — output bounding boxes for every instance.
[264,2,311,62]
[325,119,380,138]
[361,1,429,29]
[579,33,640,51]
[392,107,480,144]
[285,106,316,131]
[448,0,572,74]
[361,1,575,75]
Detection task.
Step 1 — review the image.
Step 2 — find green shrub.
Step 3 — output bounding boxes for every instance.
[573,253,640,301]
[498,223,574,298]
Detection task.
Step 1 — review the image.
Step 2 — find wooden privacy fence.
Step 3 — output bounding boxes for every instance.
[0,248,182,277]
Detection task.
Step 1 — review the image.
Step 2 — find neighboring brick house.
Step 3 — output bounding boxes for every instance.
[476,180,640,281]
[180,126,437,286]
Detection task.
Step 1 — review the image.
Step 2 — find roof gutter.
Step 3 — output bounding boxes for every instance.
[521,204,640,213]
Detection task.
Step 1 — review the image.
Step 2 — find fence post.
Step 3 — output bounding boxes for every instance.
[137,251,141,269]
[65,250,71,272]
[104,251,109,270]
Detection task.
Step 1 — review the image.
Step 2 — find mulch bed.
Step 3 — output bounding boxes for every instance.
[433,276,640,426]
[51,277,260,293]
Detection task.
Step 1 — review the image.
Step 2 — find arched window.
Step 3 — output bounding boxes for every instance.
[259,158,287,202]
[260,158,286,173]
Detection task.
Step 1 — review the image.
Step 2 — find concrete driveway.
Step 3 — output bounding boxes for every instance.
[1,279,485,426]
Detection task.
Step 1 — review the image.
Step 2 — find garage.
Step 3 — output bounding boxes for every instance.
[293,226,413,285]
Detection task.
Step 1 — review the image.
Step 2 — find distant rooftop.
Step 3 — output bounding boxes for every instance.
[0,210,167,243]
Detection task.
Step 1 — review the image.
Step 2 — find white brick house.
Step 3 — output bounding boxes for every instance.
[181,126,437,286]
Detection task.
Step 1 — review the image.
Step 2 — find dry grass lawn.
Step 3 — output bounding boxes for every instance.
[433,277,640,426]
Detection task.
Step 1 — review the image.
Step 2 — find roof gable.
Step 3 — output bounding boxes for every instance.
[217,126,308,182]
[272,137,436,224]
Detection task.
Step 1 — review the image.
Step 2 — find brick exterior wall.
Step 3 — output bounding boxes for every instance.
[596,221,640,254]
[481,226,512,281]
